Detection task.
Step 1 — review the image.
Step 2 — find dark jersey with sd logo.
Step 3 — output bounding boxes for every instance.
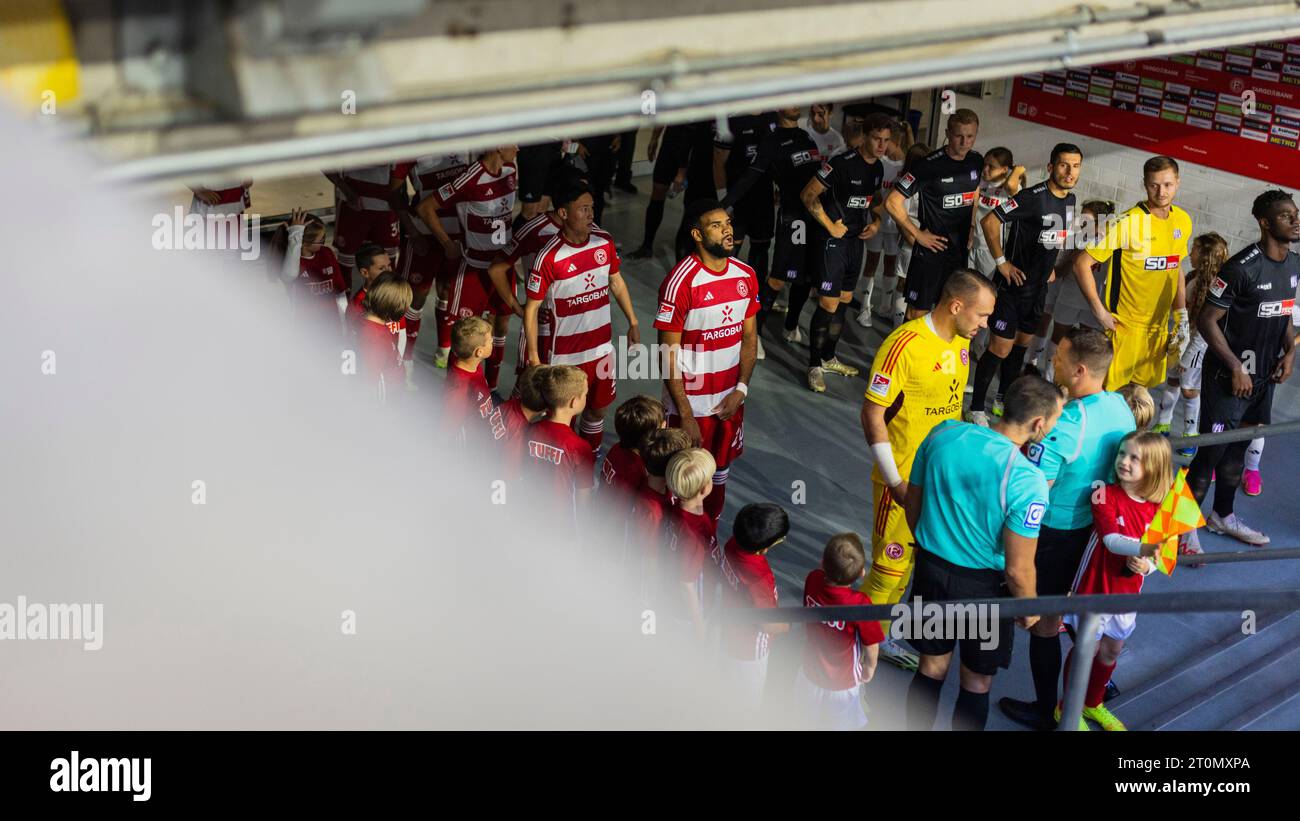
[714,113,779,187]
[721,126,823,218]
[1204,243,1300,385]
[812,148,885,234]
[893,147,985,251]
[990,180,1076,287]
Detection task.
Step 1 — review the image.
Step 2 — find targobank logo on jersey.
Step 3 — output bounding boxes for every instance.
[1026,442,1045,465]
[1023,501,1046,529]
[868,372,891,397]
[942,191,976,208]
[1143,254,1181,270]
[1258,298,1295,318]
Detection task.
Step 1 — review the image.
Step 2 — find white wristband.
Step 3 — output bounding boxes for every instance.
[994,255,1007,266]
[870,441,904,489]
[734,381,748,397]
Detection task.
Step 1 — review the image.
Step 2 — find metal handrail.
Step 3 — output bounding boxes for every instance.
[725,587,1300,731]
[1168,420,1300,448]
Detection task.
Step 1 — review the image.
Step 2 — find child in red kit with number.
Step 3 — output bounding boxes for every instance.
[795,533,884,730]
[444,316,504,446]
[1058,430,1173,731]
[715,503,790,710]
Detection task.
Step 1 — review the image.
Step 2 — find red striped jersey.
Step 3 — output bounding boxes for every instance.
[432,160,518,271]
[526,227,619,366]
[336,164,405,211]
[504,213,563,350]
[408,154,469,239]
[801,568,885,691]
[654,255,759,417]
[192,181,250,216]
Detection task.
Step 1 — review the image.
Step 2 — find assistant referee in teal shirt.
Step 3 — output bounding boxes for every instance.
[903,374,1065,730]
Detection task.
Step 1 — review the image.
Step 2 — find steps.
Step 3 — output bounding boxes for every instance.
[1106,611,1300,730]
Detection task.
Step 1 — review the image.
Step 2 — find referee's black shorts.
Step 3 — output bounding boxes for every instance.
[1035,524,1092,596]
[652,130,689,186]
[516,142,564,204]
[909,548,1015,675]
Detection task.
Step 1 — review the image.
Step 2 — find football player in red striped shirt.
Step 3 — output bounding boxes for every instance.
[325,164,408,290]
[524,178,641,453]
[715,503,790,710]
[794,533,884,730]
[664,447,718,641]
[417,146,519,390]
[602,396,666,501]
[444,316,504,448]
[655,199,760,522]
[399,153,471,367]
[354,272,413,404]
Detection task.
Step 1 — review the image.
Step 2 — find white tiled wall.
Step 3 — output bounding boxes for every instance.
[957,92,1286,253]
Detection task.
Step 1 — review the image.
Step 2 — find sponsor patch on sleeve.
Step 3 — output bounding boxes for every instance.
[656,300,676,323]
[527,272,543,293]
[436,183,454,201]
[1023,501,1046,529]
[1209,276,1228,297]
[1026,442,1044,465]
[1001,197,1018,213]
[868,371,892,397]
[897,173,915,189]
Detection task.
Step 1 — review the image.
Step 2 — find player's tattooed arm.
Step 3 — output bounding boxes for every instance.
[415,196,461,260]
[859,188,886,240]
[1198,303,1252,396]
[885,189,917,244]
[715,316,757,421]
[660,328,702,446]
[800,176,845,238]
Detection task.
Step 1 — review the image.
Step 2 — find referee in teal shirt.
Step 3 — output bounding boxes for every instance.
[903,375,1065,730]
[1001,327,1135,730]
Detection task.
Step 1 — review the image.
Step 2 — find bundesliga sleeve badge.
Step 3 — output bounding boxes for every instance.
[528,272,543,292]
[868,372,891,397]
[1209,277,1228,297]
[656,301,675,323]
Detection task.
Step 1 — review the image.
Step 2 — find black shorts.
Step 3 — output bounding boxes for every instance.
[904,244,969,310]
[990,279,1050,340]
[1035,525,1092,596]
[652,131,689,186]
[770,215,807,282]
[1199,369,1275,434]
[731,189,775,243]
[516,142,564,203]
[909,548,1015,676]
[809,235,865,297]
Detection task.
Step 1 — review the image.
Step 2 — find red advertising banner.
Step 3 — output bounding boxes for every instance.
[1008,39,1300,188]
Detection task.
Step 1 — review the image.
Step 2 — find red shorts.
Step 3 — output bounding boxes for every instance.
[576,352,618,411]
[333,201,399,260]
[448,260,511,319]
[669,405,745,469]
[400,232,459,294]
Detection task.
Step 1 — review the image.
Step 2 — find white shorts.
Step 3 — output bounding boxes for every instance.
[717,653,769,712]
[792,667,867,730]
[1043,277,1064,314]
[1065,611,1137,642]
[895,238,914,280]
[1177,334,1207,390]
[969,244,997,279]
[865,228,900,256]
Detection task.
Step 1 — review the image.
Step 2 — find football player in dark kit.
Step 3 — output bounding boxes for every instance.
[968,143,1083,423]
[721,106,824,342]
[1184,189,1300,549]
[799,112,891,393]
[714,111,779,282]
[887,109,984,321]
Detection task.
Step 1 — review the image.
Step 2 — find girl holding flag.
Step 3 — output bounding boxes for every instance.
[1059,431,1177,731]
